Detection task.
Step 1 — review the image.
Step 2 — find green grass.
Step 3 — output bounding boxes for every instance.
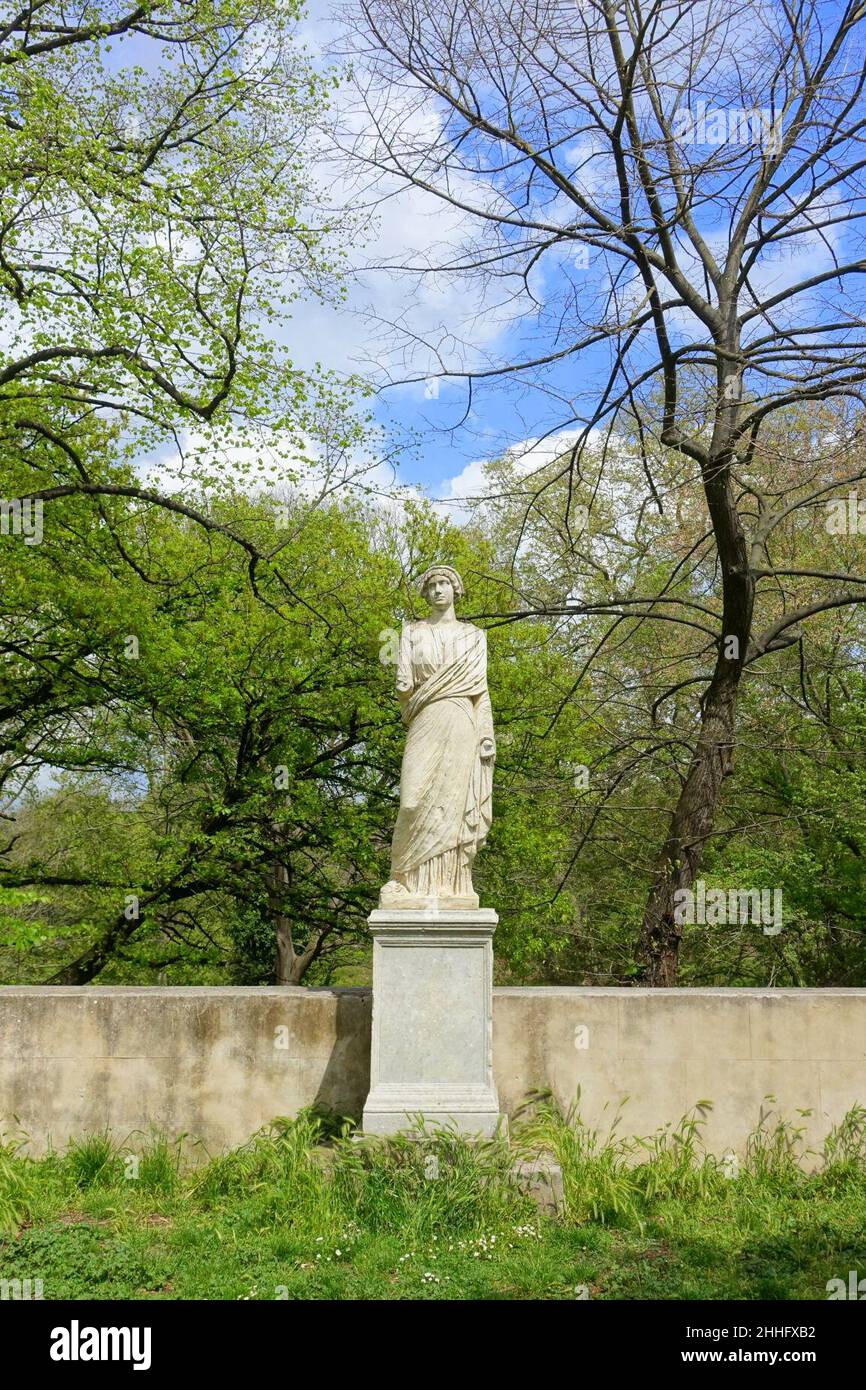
[0,1099,864,1300]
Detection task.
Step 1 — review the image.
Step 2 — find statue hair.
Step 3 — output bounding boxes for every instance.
[417,565,465,600]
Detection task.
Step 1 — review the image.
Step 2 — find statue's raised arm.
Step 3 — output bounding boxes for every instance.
[380,565,494,910]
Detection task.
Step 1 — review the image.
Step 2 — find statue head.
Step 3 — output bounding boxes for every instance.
[418,564,464,611]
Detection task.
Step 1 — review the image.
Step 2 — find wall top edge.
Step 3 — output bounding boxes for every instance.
[0,986,372,997]
[493,987,866,997]
[0,985,864,999]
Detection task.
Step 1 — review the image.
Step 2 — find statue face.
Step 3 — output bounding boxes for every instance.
[425,574,455,609]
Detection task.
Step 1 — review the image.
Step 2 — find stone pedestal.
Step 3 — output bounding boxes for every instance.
[362,907,505,1138]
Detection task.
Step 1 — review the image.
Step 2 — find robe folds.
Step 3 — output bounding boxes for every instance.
[389,619,494,894]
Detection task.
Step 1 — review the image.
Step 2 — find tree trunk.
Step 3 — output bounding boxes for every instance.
[272,861,294,984]
[271,860,322,984]
[637,428,755,984]
[636,671,740,984]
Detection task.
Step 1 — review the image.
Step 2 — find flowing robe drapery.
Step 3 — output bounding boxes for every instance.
[389,620,493,896]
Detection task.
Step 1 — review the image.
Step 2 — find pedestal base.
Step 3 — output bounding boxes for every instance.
[362,908,505,1138]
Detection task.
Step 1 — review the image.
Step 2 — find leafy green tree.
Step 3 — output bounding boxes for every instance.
[456,402,866,987]
[0,0,363,637]
[1,482,597,985]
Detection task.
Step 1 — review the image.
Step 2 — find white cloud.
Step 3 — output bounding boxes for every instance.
[434,428,589,521]
[270,6,534,389]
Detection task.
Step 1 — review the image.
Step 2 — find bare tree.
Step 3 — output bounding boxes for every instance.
[341,0,866,982]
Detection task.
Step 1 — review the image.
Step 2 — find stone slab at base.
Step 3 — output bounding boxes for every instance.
[362,907,506,1138]
[513,1153,564,1213]
[378,889,479,911]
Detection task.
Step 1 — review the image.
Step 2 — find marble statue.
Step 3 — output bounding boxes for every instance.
[379,564,495,908]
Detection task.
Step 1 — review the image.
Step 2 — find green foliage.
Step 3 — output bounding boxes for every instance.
[66,1132,127,1190]
[331,1125,525,1239]
[510,1088,849,1231]
[0,1138,38,1234]
[1,1103,865,1298]
[0,0,354,467]
[1,476,598,983]
[189,1113,332,1211]
[457,407,866,987]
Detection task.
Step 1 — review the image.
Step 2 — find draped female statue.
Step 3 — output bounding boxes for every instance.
[379,565,495,908]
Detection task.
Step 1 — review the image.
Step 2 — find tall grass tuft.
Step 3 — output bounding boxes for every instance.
[65,1131,126,1190]
[188,1111,334,1222]
[632,1102,723,1203]
[330,1119,529,1239]
[130,1130,186,1195]
[744,1097,813,1187]
[511,1090,866,1227]
[817,1102,866,1194]
[0,1136,39,1233]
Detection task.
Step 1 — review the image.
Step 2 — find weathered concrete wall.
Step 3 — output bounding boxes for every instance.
[1,986,863,1156]
[494,988,866,1159]
[0,987,373,1155]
